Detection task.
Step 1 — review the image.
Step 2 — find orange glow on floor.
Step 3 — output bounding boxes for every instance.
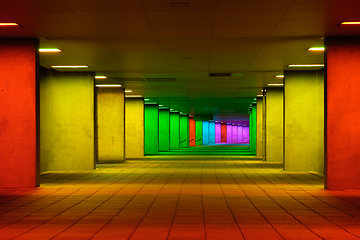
[1,157,360,239]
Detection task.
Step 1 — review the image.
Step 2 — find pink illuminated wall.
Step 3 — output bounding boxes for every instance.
[215,123,221,143]
[226,124,232,143]
[232,125,238,143]
[242,127,249,143]
[238,126,243,142]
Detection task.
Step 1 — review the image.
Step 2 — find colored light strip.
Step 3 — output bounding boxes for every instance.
[276,75,284,78]
[341,22,360,25]
[257,94,264,97]
[159,105,163,107]
[124,90,133,93]
[39,48,61,53]
[125,95,143,98]
[51,65,89,68]
[267,83,284,86]
[95,76,107,79]
[0,23,18,26]
[95,84,122,87]
[288,64,324,67]
[308,47,325,51]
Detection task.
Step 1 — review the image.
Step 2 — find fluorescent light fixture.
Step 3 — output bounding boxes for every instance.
[159,105,163,107]
[170,109,174,110]
[95,76,107,79]
[308,47,325,51]
[288,64,324,67]
[124,90,133,93]
[276,75,284,78]
[39,48,61,53]
[125,95,143,98]
[252,102,256,104]
[267,83,284,86]
[144,98,150,101]
[51,65,89,68]
[95,84,122,87]
[0,23,18,26]
[341,22,360,25]
[257,94,264,97]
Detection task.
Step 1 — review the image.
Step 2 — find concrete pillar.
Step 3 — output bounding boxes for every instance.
[325,37,360,190]
[40,69,95,171]
[0,38,39,188]
[97,87,125,162]
[159,109,170,151]
[238,126,243,142]
[189,117,196,147]
[144,104,159,154]
[221,123,227,142]
[226,124,232,143]
[170,112,180,150]
[215,122,222,143]
[256,98,263,158]
[232,125,238,143]
[284,71,324,172]
[195,121,203,146]
[265,88,284,162]
[180,115,189,148]
[125,98,144,159]
[209,121,216,145]
[243,126,249,143]
[202,121,209,145]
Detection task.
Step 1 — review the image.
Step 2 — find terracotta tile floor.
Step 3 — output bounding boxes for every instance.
[1,156,360,239]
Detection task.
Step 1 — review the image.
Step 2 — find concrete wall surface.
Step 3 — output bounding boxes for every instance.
[125,98,144,158]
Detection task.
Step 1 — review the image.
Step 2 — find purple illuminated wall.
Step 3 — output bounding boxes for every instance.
[237,126,243,142]
[226,124,232,143]
[232,125,238,143]
[242,126,249,143]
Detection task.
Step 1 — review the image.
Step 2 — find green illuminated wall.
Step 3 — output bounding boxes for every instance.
[180,115,189,148]
[170,112,180,149]
[266,88,284,162]
[159,109,170,151]
[284,71,324,172]
[250,105,257,154]
[144,104,159,155]
[195,121,203,146]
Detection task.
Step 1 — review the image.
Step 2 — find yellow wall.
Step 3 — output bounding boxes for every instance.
[40,69,95,171]
[266,88,283,162]
[125,98,144,158]
[97,87,125,162]
[284,71,324,172]
[256,98,263,158]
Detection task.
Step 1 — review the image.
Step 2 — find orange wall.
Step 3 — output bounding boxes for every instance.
[0,39,39,188]
[325,37,360,190]
[221,123,227,142]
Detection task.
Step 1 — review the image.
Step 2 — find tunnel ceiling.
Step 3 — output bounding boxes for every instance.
[1,0,360,118]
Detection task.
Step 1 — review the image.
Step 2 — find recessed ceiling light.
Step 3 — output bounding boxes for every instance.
[144,98,150,101]
[0,23,19,26]
[51,65,89,68]
[257,95,263,97]
[124,90,133,93]
[261,89,266,92]
[288,64,324,67]
[170,109,174,110]
[125,95,143,98]
[95,76,107,79]
[276,75,284,78]
[95,84,122,87]
[267,83,284,86]
[340,22,360,25]
[159,105,163,107]
[252,102,256,104]
[39,48,61,53]
[308,47,325,51]
[171,2,188,7]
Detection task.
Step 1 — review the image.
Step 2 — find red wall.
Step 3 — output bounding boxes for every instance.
[189,117,196,147]
[325,37,360,190]
[221,123,227,143]
[0,39,39,188]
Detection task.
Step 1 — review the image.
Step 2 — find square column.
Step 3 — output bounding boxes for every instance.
[232,125,238,143]
[170,112,180,150]
[238,126,243,142]
[41,69,95,171]
[325,37,360,190]
[256,98,263,158]
[226,124,232,143]
[195,121,203,146]
[125,98,144,159]
[221,123,227,143]
[202,121,209,145]
[189,117,196,147]
[159,109,170,151]
[144,104,159,154]
[0,39,39,188]
[180,115,189,148]
[97,87,125,162]
[242,126,249,143]
[215,122,222,143]
[209,121,216,145]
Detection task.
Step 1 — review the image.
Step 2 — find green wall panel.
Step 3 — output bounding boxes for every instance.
[159,109,170,151]
[180,115,189,148]
[170,112,180,150]
[144,104,159,154]
[195,121,203,146]
[250,105,257,154]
